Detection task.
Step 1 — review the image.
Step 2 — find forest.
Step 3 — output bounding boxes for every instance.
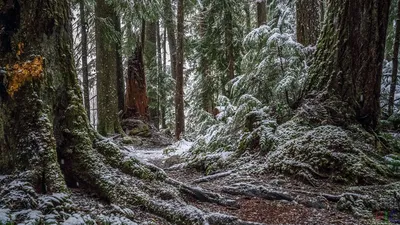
[1,0,400,224]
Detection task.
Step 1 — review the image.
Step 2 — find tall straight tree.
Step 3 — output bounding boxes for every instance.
[163,0,177,80]
[199,8,213,114]
[175,0,185,139]
[125,22,150,120]
[257,0,267,27]
[115,14,125,113]
[306,0,390,130]
[156,21,163,128]
[296,0,321,46]
[145,21,160,128]
[388,0,400,117]
[95,0,120,135]
[224,2,235,86]
[80,0,90,121]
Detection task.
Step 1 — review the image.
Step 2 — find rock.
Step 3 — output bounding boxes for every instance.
[121,136,142,145]
[122,119,151,137]
[164,155,182,168]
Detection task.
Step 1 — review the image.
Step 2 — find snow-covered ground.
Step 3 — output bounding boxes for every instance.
[122,140,193,165]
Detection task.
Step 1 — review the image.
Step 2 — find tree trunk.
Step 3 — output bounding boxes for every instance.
[175,0,185,139]
[125,22,149,120]
[257,0,267,27]
[95,0,120,135]
[161,27,167,129]
[306,0,390,130]
[145,21,160,128]
[199,9,214,114]
[163,0,177,80]
[244,1,251,33]
[296,0,321,46]
[388,0,400,117]
[115,14,125,113]
[80,0,90,122]
[224,7,235,87]
[156,21,162,129]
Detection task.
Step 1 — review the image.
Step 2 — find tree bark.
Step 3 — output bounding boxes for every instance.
[161,27,167,129]
[199,9,214,114]
[156,21,162,129]
[163,0,177,80]
[388,0,400,117]
[80,0,90,122]
[257,0,267,27]
[125,22,149,121]
[224,7,235,87]
[115,14,125,113]
[95,0,120,135]
[145,21,160,128]
[244,1,251,33]
[306,0,390,130]
[296,0,321,46]
[175,0,185,139]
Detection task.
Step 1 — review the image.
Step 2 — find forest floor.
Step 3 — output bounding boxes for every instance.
[0,136,396,225]
[73,139,386,225]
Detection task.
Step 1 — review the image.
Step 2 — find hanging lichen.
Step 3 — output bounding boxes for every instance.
[6,56,44,97]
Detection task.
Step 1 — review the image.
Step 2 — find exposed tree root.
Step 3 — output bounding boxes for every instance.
[191,170,235,184]
[222,183,294,201]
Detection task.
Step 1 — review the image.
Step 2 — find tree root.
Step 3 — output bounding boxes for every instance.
[166,178,239,208]
[222,183,294,201]
[191,170,235,184]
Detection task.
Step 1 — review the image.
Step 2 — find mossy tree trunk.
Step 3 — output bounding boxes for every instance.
[95,0,120,135]
[296,0,321,46]
[306,0,390,130]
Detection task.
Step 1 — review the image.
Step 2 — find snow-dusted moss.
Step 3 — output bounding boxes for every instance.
[268,123,392,184]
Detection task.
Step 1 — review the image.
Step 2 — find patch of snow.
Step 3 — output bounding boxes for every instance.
[63,214,85,225]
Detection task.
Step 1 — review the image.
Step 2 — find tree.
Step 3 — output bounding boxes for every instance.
[145,21,160,128]
[163,0,177,80]
[95,0,120,135]
[257,0,267,27]
[80,0,90,121]
[296,0,321,46]
[175,0,185,139]
[306,0,390,130]
[115,14,125,113]
[224,2,235,85]
[125,22,150,120]
[388,0,400,117]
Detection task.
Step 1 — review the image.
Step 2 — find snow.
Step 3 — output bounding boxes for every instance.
[63,214,86,225]
[0,209,10,224]
[123,140,193,164]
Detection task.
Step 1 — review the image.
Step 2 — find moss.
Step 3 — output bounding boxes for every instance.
[268,124,392,185]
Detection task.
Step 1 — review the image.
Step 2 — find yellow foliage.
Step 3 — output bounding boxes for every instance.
[6,56,44,97]
[16,42,24,57]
